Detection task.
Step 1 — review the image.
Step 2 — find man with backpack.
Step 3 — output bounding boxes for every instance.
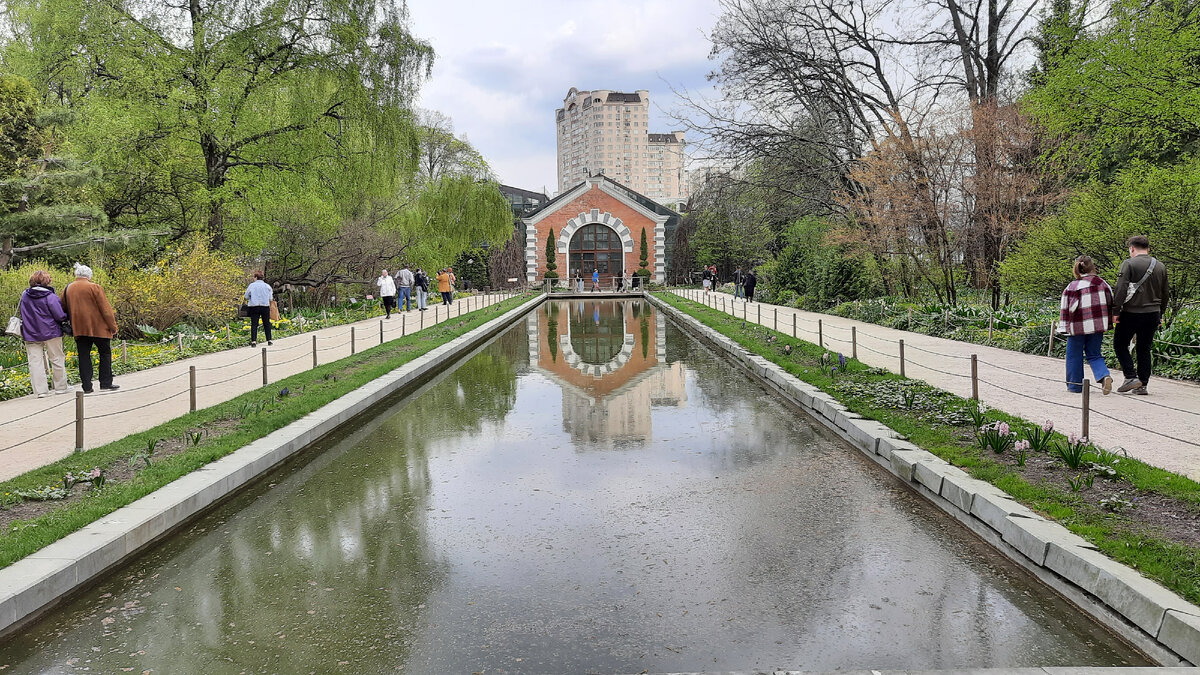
[1112,235,1170,395]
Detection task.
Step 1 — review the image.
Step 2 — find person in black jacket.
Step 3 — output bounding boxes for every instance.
[743,270,757,303]
[1111,235,1170,395]
[414,268,430,311]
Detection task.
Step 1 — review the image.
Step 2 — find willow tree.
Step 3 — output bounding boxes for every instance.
[2,0,435,249]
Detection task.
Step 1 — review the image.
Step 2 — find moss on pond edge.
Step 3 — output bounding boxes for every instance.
[655,291,1200,606]
[0,293,536,570]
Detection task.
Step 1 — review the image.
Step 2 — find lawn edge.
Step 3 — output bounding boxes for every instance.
[651,291,1200,667]
[0,292,545,639]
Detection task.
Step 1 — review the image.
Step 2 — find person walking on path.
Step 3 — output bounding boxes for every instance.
[591,268,600,292]
[414,267,429,311]
[575,273,583,293]
[244,271,274,348]
[396,264,415,312]
[63,263,119,393]
[702,266,713,293]
[19,270,70,398]
[375,270,397,319]
[447,267,456,304]
[733,266,745,300]
[436,269,453,305]
[744,269,757,303]
[1112,235,1170,395]
[1059,256,1115,395]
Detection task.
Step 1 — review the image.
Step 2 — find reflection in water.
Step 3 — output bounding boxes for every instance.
[0,301,1147,673]
[531,300,686,446]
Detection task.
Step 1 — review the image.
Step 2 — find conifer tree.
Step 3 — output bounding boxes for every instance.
[544,228,559,279]
[637,227,651,278]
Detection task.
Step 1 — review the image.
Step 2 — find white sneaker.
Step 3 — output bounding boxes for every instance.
[37,393,50,398]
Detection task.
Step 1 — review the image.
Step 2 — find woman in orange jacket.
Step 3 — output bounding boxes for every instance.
[436,269,453,306]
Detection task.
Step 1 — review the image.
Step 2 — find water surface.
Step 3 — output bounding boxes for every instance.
[0,300,1147,673]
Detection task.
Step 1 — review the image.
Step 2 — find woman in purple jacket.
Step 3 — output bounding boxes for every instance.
[18,270,70,397]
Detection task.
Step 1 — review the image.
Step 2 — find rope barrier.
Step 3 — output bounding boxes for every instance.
[977,378,1086,411]
[1088,408,1200,449]
[104,370,190,393]
[193,351,263,371]
[0,396,75,427]
[84,390,189,420]
[272,352,314,367]
[903,343,973,360]
[196,369,260,389]
[904,360,972,379]
[0,419,75,454]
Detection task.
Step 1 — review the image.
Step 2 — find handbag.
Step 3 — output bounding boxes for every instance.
[269,299,280,321]
[5,315,22,338]
[59,282,73,336]
[237,304,251,318]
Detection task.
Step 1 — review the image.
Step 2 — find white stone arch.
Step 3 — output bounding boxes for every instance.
[557,209,636,256]
[560,333,637,378]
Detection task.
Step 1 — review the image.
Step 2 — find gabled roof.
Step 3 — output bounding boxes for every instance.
[527,175,679,224]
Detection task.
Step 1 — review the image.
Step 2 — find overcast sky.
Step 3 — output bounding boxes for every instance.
[407,0,722,195]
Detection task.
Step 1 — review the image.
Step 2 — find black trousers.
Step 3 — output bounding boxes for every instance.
[440,291,453,305]
[74,335,113,390]
[381,295,396,316]
[1114,311,1159,385]
[249,306,273,344]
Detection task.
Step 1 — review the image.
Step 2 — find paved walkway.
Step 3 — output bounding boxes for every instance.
[672,289,1200,481]
[0,292,518,482]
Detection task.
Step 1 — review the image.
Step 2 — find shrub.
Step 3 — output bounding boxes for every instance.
[0,260,74,319]
[104,239,243,336]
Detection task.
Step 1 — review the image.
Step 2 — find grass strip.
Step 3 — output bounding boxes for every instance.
[657,291,1200,605]
[0,293,535,569]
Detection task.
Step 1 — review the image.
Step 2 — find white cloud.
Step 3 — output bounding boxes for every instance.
[408,0,720,192]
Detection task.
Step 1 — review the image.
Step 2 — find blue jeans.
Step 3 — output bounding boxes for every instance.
[1065,333,1111,393]
[399,286,412,311]
[734,283,744,299]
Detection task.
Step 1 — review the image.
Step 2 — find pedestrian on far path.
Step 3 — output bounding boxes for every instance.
[414,267,429,311]
[376,269,397,318]
[63,263,119,393]
[19,270,70,398]
[591,268,600,292]
[397,264,415,312]
[733,266,744,300]
[436,268,453,305]
[244,271,274,348]
[1059,256,1115,395]
[447,267,457,304]
[744,269,757,303]
[576,273,583,293]
[1112,235,1170,395]
[702,266,713,293]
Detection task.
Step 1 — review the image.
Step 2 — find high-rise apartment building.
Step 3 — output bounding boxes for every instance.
[556,88,688,209]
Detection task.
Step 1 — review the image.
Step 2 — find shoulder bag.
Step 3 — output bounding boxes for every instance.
[59,283,73,336]
[1125,257,1158,302]
[5,315,22,338]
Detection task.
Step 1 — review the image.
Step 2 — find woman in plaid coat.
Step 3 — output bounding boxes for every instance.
[1059,256,1115,395]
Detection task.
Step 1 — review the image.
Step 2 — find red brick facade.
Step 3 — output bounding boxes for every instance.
[524,177,668,285]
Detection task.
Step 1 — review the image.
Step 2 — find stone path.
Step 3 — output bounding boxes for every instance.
[0,293,517,482]
[672,289,1200,481]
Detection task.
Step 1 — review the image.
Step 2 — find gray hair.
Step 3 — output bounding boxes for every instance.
[73,263,94,279]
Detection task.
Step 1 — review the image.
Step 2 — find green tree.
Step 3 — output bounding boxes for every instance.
[636,227,650,278]
[544,227,558,279]
[3,0,434,249]
[1000,159,1200,315]
[0,75,105,267]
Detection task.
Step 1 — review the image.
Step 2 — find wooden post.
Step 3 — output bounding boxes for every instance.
[177,334,183,353]
[852,326,858,360]
[1047,320,1056,357]
[402,314,406,337]
[379,319,384,344]
[1082,379,1091,438]
[261,347,268,386]
[121,340,128,365]
[312,335,317,369]
[757,303,761,324]
[351,326,356,355]
[420,308,424,331]
[818,319,824,348]
[971,354,979,401]
[226,325,231,340]
[773,307,777,331]
[189,366,197,412]
[75,391,84,453]
[792,313,797,338]
[322,308,327,322]
[908,306,913,326]
[988,316,994,340]
[899,339,906,378]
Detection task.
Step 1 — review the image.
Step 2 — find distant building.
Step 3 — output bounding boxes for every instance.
[498,184,548,217]
[556,88,688,210]
[523,174,679,285]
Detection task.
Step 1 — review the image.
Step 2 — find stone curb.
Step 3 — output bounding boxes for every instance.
[623,670,1198,675]
[648,293,1200,667]
[0,293,546,639]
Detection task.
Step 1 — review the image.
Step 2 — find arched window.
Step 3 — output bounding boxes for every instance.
[568,224,624,281]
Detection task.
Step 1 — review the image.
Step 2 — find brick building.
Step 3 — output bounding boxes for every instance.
[523,174,678,285]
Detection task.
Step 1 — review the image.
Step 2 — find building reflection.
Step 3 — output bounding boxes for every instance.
[528,299,686,445]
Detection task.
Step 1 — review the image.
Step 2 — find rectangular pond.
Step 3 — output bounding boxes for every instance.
[0,299,1148,672]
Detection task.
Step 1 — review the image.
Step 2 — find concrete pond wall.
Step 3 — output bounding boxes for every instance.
[645,293,1200,667]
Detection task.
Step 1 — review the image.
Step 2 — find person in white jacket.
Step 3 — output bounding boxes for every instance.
[376,270,398,318]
